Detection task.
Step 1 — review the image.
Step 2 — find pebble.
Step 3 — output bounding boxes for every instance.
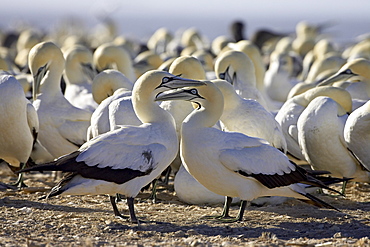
[173,230,186,237]
[221,241,233,246]
[187,229,199,236]
[18,207,32,213]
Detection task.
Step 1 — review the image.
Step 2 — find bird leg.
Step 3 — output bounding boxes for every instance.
[217,200,247,223]
[148,179,158,203]
[235,200,247,221]
[10,163,28,188]
[202,196,233,220]
[127,197,140,224]
[341,179,348,195]
[163,166,172,185]
[139,179,160,203]
[317,177,348,197]
[109,196,128,219]
[115,193,125,203]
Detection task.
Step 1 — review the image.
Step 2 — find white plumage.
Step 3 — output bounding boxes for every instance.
[213,79,286,152]
[87,69,136,140]
[344,100,370,171]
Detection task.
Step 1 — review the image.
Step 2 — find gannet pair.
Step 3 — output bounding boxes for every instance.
[0,75,38,187]
[20,70,205,223]
[155,81,339,221]
[29,41,92,159]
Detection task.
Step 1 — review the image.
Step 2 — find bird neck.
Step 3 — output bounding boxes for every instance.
[182,101,223,130]
[64,63,89,85]
[132,89,174,125]
[39,66,64,99]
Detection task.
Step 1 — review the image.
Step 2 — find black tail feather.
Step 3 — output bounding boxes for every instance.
[298,192,340,211]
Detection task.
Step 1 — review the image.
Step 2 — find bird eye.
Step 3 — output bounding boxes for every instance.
[219,73,225,80]
[162,77,170,83]
[343,69,352,74]
[190,89,198,95]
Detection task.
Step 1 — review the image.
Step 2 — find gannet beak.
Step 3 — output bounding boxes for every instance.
[32,64,48,101]
[81,63,96,81]
[316,69,358,87]
[156,76,206,90]
[155,88,204,102]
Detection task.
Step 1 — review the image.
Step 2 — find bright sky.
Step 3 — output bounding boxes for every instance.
[2,0,370,42]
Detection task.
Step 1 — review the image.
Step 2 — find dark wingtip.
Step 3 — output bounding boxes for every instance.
[299,192,340,211]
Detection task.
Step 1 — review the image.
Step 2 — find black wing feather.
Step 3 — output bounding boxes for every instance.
[19,151,153,184]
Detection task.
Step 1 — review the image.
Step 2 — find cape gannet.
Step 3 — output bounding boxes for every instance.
[63,45,97,112]
[87,69,134,140]
[0,75,38,187]
[155,81,339,221]
[214,50,268,109]
[344,100,370,172]
[29,41,92,159]
[93,43,136,82]
[317,58,370,102]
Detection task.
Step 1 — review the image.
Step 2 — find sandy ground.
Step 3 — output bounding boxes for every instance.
[1,163,370,247]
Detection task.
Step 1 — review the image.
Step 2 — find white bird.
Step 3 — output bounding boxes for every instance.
[155,81,338,221]
[264,51,300,104]
[297,96,370,187]
[63,45,97,112]
[0,75,38,187]
[93,43,136,82]
[29,41,92,159]
[87,69,135,140]
[317,58,370,102]
[20,70,205,223]
[275,86,353,160]
[214,50,269,109]
[213,79,287,152]
[160,55,208,176]
[344,100,370,171]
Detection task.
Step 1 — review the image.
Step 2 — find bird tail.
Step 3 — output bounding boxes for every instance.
[16,151,80,173]
[303,173,351,197]
[298,192,340,211]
